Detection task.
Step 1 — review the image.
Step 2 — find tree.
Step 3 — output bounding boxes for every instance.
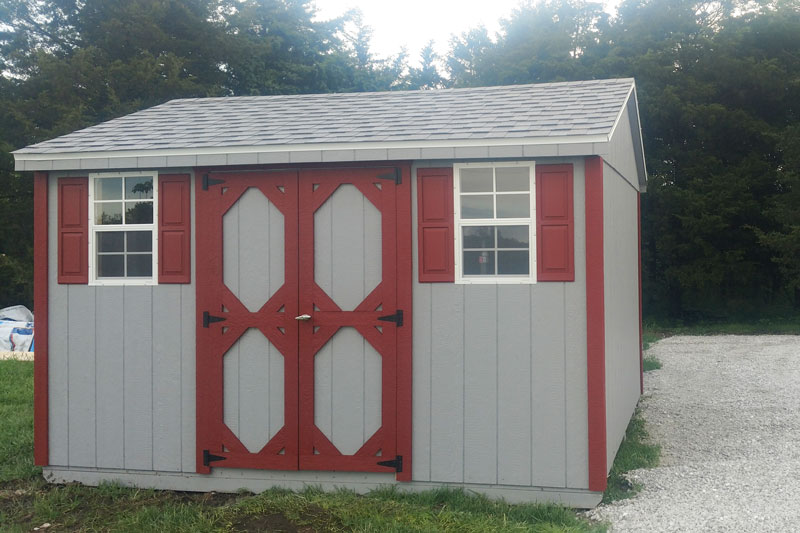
[408,41,444,90]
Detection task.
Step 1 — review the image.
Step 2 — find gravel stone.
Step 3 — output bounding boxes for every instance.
[588,335,800,532]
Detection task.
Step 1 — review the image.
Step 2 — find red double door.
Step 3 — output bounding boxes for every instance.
[196,167,411,480]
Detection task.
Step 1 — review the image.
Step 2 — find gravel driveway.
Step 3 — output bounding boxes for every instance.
[589,335,800,532]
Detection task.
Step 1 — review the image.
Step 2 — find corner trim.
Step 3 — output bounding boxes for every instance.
[638,192,644,394]
[33,171,49,466]
[584,156,607,491]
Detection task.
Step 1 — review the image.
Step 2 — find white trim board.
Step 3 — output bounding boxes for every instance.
[15,136,612,172]
[43,467,603,508]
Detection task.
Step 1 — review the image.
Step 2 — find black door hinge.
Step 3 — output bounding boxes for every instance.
[202,311,226,328]
[377,310,403,327]
[202,173,226,190]
[377,455,403,472]
[203,449,227,466]
[377,168,401,185]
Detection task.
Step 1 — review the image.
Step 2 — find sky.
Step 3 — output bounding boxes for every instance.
[312,0,620,66]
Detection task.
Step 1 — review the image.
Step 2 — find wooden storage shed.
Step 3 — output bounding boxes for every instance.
[16,78,646,507]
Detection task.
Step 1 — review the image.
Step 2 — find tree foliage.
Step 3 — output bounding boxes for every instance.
[1,0,799,320]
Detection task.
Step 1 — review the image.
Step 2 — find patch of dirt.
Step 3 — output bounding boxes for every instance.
[230,512,299,532]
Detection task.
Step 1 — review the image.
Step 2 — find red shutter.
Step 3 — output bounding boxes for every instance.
[536,164,574,282]
[58,177,88,284]
[417,168,454,282]
[158,174,191,283]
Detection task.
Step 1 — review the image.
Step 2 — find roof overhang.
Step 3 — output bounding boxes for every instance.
[14,134,613,172]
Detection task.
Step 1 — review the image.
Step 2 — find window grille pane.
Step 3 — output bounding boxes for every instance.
[463,226,495,249]
[127,254,153,277]
[95,178,122,200]
[497,225,529,248]
[125,201,153,224]
[498,251,529,275]
[126,231,152,252]
[460,168,493,192]
[125,177,154,199]
[463,250,495,275]
[496,194,529,218]
[461,195,493,218]
[95,202,123,225]
[97,232,124,252]
[97,254,124,277]
[496,167,530,191]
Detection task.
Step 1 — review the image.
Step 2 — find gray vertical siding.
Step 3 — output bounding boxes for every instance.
[48,172,196,472]
[47,159,594,496]
[411,159,589,490]
[602,163,641,470]
[605,105,640,191]
[223,329,284,453]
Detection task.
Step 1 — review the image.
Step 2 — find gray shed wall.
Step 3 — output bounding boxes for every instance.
[47,171,197,473]
[602,162,641,470]
[45,158,595,502]
[410,158,589,490]
[604,105,640,192]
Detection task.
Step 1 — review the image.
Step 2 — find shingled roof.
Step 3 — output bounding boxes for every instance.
[13,78,645,186]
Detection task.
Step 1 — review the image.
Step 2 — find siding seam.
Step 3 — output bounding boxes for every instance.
[562,284,568,487]
[150,287,154,471]
[529,286,534,485]
[427,284,432,480]
[495,285,500,484]
[462,286,466,484]
[66,286,70,465]
[179,288,183,472]
[121,289,125,467]
[94,289,98,468]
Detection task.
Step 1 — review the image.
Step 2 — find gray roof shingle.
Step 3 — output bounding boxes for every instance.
[15,79,634,155]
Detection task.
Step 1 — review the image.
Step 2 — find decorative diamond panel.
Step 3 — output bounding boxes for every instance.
[223,188,284,312]
[223,328,284,453]
[314,327,382,455]
[314,184,381,311]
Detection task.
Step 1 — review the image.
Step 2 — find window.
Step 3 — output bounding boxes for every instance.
[89,172,158,284]
[454,163,536,283]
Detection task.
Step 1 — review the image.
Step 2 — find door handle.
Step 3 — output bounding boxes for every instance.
[295,314,312,321]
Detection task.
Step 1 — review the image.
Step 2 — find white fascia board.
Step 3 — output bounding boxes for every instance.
[607,81,636,142]
[13,134,611,169]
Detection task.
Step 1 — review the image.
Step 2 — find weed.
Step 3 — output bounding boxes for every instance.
[602,410,660,504]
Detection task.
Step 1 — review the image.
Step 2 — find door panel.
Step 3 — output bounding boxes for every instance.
[298,168,398,473]
[196,171,299,473]
[197,166,410,478]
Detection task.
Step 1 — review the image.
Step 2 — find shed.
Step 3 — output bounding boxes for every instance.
[15,78,646,507]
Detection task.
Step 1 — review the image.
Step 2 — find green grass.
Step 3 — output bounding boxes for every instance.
[0,360,604,532]
[602,410,660,504]
[0,360,40,483]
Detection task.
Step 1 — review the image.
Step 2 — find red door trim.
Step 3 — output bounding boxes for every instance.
[33,171,49,466]
[585,156,607,492]
[395,166,413,481]
[195,165,412,480]
[195,170,300,474]
[296,167,407,477]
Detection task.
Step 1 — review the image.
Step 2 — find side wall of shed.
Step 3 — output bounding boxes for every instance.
[411,157,589,491]
[47,171,197,473]
[602,162,641,471]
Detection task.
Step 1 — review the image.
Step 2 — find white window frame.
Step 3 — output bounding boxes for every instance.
[453,161,537,284]
[88,171,159,286]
